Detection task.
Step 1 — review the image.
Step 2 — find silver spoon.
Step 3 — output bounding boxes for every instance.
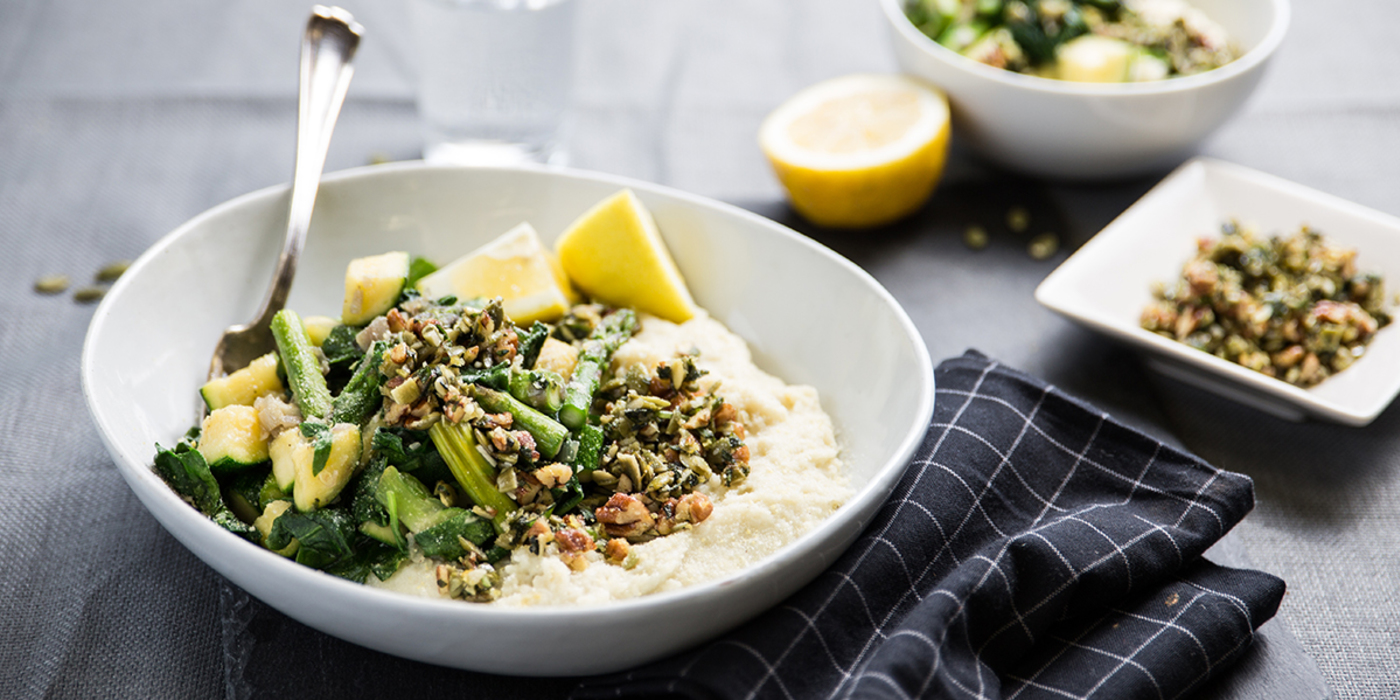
[207,5,363,381]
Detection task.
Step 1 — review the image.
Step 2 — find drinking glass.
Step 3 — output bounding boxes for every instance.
[410,0,577,165]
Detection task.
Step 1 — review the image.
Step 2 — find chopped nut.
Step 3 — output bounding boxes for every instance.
[676,492,714,524]
[535,463,573,489]
[596,492,655,539]
[604,538,631,565]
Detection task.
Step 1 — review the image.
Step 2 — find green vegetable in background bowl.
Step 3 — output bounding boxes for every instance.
[906,0,1237,82]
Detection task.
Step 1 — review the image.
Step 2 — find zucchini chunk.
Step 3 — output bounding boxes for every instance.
[290,423,364,512]
[269,430,301,492]
[373,466,494,560]
[253,500,299,557]
[301,314,339,347]
[198,405,270,473]
[359,521,402,548]
[224,469,271,524]
[342,251,410,326]
[200,352,282,410]
[1056,35,1136,83]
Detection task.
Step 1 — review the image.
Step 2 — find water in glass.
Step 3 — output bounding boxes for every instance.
[411,0,576,165]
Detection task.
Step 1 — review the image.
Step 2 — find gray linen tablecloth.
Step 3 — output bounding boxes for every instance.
[0,0,1393,697]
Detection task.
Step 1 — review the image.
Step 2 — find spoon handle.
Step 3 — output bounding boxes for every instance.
[255,6,363,327]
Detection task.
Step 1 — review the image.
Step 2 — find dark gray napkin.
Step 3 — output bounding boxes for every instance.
[572,350,1285,699]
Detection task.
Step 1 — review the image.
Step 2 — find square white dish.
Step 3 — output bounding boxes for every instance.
[1035,157,1400,426]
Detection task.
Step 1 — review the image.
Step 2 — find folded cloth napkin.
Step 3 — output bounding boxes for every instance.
[573,351,1285,700]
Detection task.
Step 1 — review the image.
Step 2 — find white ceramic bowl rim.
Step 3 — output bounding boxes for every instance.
[81,160,935,625]
[879,0,1291,97]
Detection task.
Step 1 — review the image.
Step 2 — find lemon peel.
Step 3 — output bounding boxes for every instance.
[554,189,697,324]
[760,74,951,229]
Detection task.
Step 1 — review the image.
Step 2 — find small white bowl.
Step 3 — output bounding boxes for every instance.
[1036,157,1400,426]
[879,0,1290,179]
[80,163,934,674]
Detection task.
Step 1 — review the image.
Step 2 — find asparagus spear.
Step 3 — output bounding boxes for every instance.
[472,385,568,459]
[331,340,387,426]
[508,367,566,414]
[270,309,332,420]
[428,421,516,523]
[558,309,638,430]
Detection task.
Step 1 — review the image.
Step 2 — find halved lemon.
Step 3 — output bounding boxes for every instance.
[554,189,697,324]
[759,74,951,229]
[415,222,578,325]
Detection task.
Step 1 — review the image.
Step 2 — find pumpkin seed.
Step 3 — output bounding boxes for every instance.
[1028,232,1059,260]
[963,225,989,250]
[1006,206,1030,233]
[34,274,70,294]
[73,286,106,303]
[96,260,130,282]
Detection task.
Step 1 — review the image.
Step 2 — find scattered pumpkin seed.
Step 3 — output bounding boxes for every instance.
[34,274,71,294]
[963,225,989,250]
[73,286,107,303]
[1028,232,1060,260]
[96,260,130,282]
[1006,206,1030,233]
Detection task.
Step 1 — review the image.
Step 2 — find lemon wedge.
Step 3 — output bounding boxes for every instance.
[759,74,951,229]
[554,189,697,323]
[416,222,578,325]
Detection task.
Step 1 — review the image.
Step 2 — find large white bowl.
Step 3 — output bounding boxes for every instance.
[81,163,934,674]
[879,0,1290,179]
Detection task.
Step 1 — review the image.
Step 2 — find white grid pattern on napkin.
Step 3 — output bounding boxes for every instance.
[638,359,1258,700]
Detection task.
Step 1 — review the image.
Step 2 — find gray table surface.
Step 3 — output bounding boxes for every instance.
[1,0,1392,697]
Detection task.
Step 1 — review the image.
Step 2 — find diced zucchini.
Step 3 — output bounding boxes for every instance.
[1056,35,1136,83]
[913,0,961,38]
[1128,51,1170,82]
[375,466,447,533]
[938,20,989,53]
[259,471,289,507]
[224,469,270,524]
[964,27,1024,68]
[359,521,402,547]
[268,429,301,492]
[301,315,339,347]
[342,251,410,326]
[292,423,363,512]
[253,500,299,557]
[200,352,282,410]
[198,405,269,474]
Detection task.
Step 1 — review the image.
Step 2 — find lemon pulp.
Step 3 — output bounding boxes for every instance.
[759,74,951,229]
[415,222,577,325]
